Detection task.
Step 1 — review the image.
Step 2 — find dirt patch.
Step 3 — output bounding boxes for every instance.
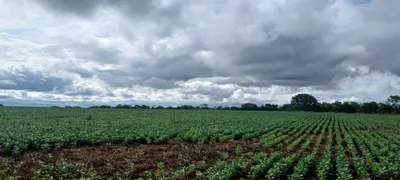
[303,166,318,180]
[363,127,400,135]
[0,140,266,180]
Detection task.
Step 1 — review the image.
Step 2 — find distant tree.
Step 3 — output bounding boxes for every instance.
[341,101,359,113]
[177,105,195,109]
[290,94,318,111]
[230,106,239,110]
[0,103,3,107]
[387,95,400,113]
[361,101,379,114]
[91,105,107,108]
[264,103,279,111]
[222,106,231,110]
[330,101,343,112]
[319,102,332,112]
[65,106,80,108]
[115,104,132,109]
[350,101,362,113]
[240,103,258,110]
[200,104,209,109]
[141,105,150,109]
[154,106,164,109]
[280,104,292,111]
[387,95,400,107]
[377,103,394,114]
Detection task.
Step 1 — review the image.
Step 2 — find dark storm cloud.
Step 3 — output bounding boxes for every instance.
[0,67,72,92]
[37,0,181,19]
[34,0,400,92]
[37,0,183,38]
[227,36,349,87]
[363,38,400,75]
[133,54,213,81]
[95,54,213,89]
[334,0,400,78]
[0,95,10,99]
[37,0,103,16]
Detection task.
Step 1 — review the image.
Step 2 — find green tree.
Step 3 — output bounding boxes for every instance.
[387,95,400,113]
[331,101,342,112]
[387,95,400,107]
[240,103,258,110]
[200,104,209,109]
[320,102,332,112]
[361,101,379,114]
[290,94,318,111]
[377,103,394,114]
[280,104,292,111]
[342,101,359,113]
[264,103,279,111]
[0,103,3,107]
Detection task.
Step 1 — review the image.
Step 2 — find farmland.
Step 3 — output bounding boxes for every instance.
[1,107,400,179]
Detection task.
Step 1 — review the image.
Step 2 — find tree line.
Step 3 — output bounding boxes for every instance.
[286,94,400,114]
[2,94,400,114]
[89,94,400,114]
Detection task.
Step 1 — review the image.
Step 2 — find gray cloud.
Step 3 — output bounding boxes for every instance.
[94,53,213,89]
[35,0,400,90]
[0,67,72,92]
[37,0,103,16]
[228,37,346,86]
[37,0,182,26]
[2,0,400,105]
[42,42,122,64]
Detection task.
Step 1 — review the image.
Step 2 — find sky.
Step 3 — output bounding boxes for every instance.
[0,0,399,107]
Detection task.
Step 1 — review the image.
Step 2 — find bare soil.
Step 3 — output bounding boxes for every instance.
[0,140,266,180]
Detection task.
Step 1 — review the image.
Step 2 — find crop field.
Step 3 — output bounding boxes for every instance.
[1,107,400,179]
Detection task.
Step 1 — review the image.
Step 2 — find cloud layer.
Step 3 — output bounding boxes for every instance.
[1,0,400,106]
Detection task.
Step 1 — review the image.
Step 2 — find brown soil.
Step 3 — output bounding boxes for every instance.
[317,132,329,156]
[301,134,317,157]
[0,140,266,180]
[303,166,318,180]
[290,134,312,153]
[265,134,294,154]
[363,127,400,135]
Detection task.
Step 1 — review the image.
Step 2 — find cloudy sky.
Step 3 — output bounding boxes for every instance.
[0,0,399,107]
